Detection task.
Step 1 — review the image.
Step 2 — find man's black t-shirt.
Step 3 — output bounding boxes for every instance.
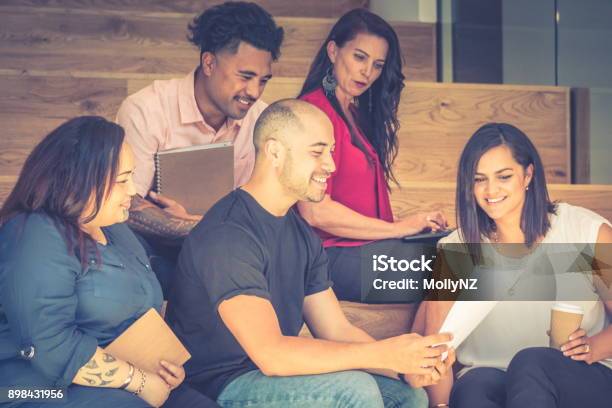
[166,189,332,400]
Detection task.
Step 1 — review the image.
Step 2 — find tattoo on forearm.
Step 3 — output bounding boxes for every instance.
[105,367,119,376]
[102,353,116,363]
[85,372,113,386]
[85,358,98,369]
[77,353,121,387]
[128,197,197,239]
[82,377,96,385]
[130,195,156,212]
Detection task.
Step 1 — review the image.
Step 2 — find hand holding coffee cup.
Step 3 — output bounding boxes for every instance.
[559,328,597,363]
[549,303,584,350]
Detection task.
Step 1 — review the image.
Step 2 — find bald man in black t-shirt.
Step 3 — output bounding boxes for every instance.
[166,100,455,408]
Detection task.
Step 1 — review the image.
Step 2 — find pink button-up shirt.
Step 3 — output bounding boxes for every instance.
[116,69,266,197]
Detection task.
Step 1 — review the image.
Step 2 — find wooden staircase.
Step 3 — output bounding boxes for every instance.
[0,0,609,339]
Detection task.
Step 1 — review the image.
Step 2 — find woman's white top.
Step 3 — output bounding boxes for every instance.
[439,203,612,372]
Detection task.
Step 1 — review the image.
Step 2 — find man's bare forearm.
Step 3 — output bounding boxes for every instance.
[127,195,197,240]
[256,331,444,379]
[255,335,384,376]
[316,320,399,379]
[222,287,449,380]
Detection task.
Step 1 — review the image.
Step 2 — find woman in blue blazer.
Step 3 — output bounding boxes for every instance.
[0,117,217,407]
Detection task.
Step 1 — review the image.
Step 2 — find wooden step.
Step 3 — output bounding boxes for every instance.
[0,74,576,184]
[123,77,577,185]
[0,6,436,81]
[2,175,610,226]
[0,0,370,18]
[264,79,572,184]
[389,182,612,226]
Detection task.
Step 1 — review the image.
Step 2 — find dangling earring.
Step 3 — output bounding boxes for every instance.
[526,186,529,191]
[322,66,337,97]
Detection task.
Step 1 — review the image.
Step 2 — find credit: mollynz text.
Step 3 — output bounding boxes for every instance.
[372,277,478,292]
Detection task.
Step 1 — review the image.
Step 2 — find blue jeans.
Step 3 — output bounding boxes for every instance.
[450,347,612,408]
[14,383,218,408]
[216,370,428,408]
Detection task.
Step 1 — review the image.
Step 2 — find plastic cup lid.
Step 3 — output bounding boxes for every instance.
[551,302,584,314]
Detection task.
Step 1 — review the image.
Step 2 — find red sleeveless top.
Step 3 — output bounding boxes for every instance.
[300,88,394,248]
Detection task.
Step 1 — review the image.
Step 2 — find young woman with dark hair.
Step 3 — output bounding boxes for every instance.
[0,117,218,407]
[454,123,557,247]
[298,8,448,301]
[417,123,612,408]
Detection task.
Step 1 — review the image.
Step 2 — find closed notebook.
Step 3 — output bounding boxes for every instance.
[154,142,234,215]
[105,308,191,374]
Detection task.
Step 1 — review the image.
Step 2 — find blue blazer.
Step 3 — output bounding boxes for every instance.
[0,213,163,389]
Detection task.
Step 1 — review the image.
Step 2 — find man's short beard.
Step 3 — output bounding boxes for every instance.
[279,153,324,203]
[204,81,246,121]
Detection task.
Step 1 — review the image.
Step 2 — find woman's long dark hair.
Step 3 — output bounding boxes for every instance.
[456,123,557,246]
[299,8,405,188]
[0,116,125,261]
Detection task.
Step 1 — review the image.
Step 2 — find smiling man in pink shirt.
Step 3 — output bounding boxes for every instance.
[116,2,284,240]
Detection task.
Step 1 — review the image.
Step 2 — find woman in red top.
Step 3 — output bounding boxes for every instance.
[299,9,447,301]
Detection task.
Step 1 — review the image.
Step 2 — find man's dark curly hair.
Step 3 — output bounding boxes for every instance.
[188,1,284,61]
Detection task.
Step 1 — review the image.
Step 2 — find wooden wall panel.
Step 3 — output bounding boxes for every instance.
[398,82,570,183]
[0,0,370,18]
[0,177,18,205]
[0,7,436,81]
[1,116,71,177]
[392,22,437,83]
[548,184,612,223]
[127,77,171,96]
[0,75,127,175]
[0,76,125,118]
[0,8,200,75]
[0,75,572,184]
[258,79,571,183]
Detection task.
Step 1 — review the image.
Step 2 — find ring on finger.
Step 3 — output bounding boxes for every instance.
[584,343,590,353]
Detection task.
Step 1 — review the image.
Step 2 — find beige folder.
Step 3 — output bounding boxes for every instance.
[105,308,191,373]
[154,142,234,216]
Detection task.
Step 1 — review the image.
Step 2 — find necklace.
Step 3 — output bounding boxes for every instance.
[489,230,521,296]
[488,230,542,297]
